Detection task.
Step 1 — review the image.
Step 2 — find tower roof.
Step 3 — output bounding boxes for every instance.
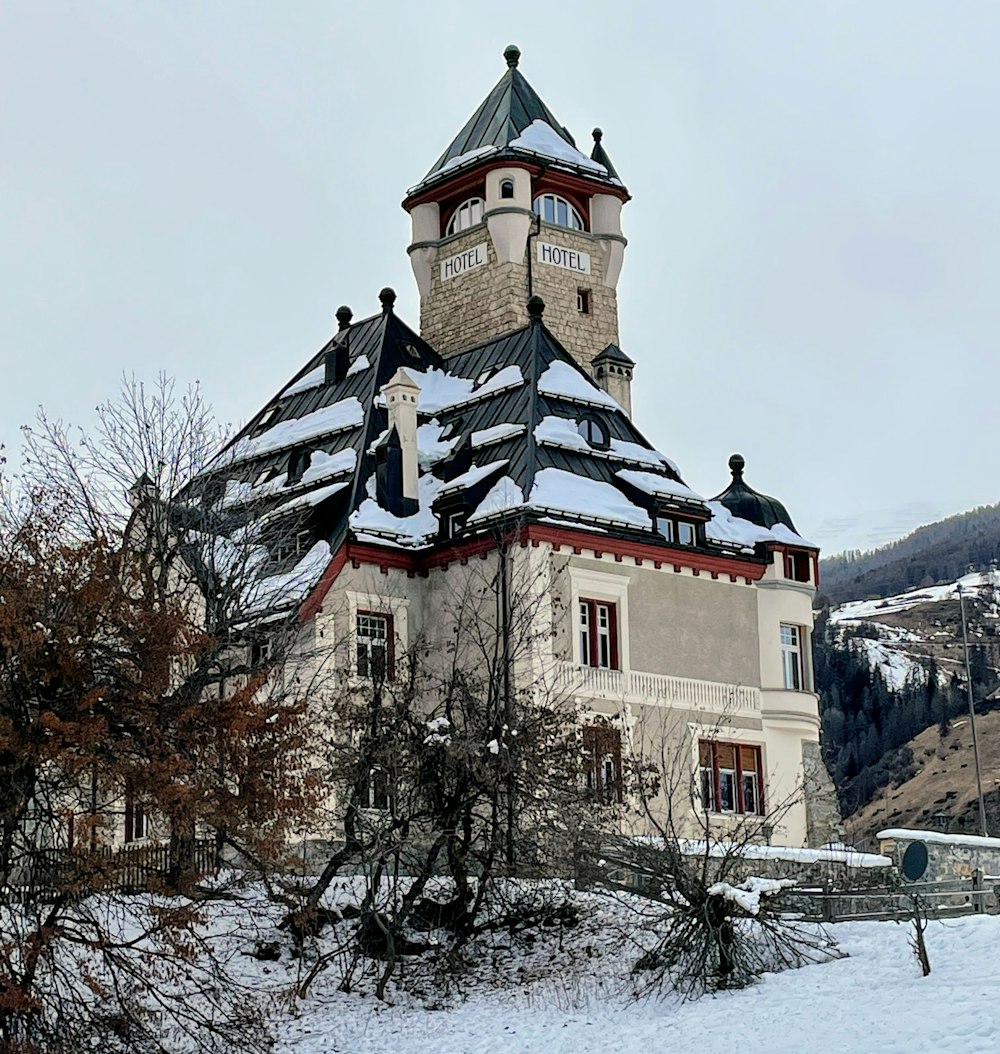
[412,46,624,194]
[711,454,797,533]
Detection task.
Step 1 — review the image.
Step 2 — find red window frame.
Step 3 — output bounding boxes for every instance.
[356,610,395,682]
[699,740,764,816]
[583,725,623,804]
[579,598,619,670]
[783,550,811,583]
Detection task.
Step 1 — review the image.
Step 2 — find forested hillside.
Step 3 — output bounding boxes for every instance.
[820,503,1000,605]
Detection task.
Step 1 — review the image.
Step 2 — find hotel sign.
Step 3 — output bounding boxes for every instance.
[537,241,591,275]
[440,242,488,282]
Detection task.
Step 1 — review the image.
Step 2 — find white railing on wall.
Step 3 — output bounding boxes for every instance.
[554,662,760,714]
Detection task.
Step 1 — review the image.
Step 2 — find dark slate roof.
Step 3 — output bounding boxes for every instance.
[589,128,620,181]
[592,343,635,367]
[414,47,624,193]
[712,454,797,532]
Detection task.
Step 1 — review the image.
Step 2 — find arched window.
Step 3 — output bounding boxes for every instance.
[533,193,584,230]
[577,416,609,450]
[446,197,485,235]
[500,179,515,199]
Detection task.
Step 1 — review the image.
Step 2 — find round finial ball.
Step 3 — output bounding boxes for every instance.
[526,294,545,318]
[379,287,396,311]
[335,305,353,329]
[592,127,603,142]
[504,44,521,68]
[729,453,746,478]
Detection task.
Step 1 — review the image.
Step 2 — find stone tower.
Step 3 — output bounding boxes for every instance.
[403,46,630,377]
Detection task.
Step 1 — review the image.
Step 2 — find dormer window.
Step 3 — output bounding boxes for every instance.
[287,447,312,486]
[500,179,515,199]
[656,515,697,546]
[784,550,811,583]
[577,416,609,450]
[475,365,501,388]
[446,197,485,235]
[533,193,584,231]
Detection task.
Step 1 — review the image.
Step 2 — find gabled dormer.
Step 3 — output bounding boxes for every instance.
[403,46,629,370]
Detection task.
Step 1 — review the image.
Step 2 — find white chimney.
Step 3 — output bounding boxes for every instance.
[382,368,421,503]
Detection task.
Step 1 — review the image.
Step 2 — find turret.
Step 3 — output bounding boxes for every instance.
[403,46,629,368]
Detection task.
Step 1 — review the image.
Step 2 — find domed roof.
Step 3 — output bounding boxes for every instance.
[712,454,797,533]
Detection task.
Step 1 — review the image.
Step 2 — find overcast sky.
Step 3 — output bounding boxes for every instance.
[2,1,997,556]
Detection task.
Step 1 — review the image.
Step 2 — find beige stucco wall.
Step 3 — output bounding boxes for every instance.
[551,555,761,686]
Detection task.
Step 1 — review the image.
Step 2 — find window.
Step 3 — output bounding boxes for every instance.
[357,612,394,681]
[699,740,763,815]
[655,515,696,546]
[446,197,485,235]
[362,769,391,811]
[784,550,811,583]
[583,725,623,803]
[254,466,280,488]
[780,623,804,690]
[274,528,313,563]
[577,288,591,314]
[250,634,273,668]
[287,447,312,485]
[444,510,465,539]
[579,598,618,669]
[499,179,515,199]
[577,416,609,450]
[533,193,585,230]
[124,788,147,843]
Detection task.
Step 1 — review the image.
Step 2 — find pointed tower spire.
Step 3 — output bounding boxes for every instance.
[403,47,631,368]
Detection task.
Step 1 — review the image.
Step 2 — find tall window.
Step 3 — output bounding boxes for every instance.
[780,623,804,690]
[533,193,584,230]
[699,741,763,815]
[579,599,618,670]
[357,612,393,681]
[362,769,391,811]
[583,725,623,803]
[124,788,147,843]
[446,197,485,235]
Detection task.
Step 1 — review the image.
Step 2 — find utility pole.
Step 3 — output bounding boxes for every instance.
[958,579,989,837]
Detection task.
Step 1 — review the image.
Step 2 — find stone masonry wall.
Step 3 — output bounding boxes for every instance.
[418,222,620,369]
[802,739,844,847]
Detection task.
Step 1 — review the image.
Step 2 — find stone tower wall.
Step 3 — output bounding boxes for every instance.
[415,221,621,368]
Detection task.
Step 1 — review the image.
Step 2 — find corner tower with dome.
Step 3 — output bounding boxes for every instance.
[148,47,836,857]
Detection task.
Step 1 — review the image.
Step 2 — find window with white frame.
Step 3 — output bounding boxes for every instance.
[124,787,148,842]
[699,740,762,815]
[579,598,618,670]
[780,623,804,690]
[446,197,485,235]
[357,612,393,682]
[533,193,585,230]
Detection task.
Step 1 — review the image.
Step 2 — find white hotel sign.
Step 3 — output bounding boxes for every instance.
[440,242,488,282]
[537,241,591,275]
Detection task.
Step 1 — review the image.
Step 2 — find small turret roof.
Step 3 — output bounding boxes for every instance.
[593,343,635,367]
[413,46,623,193]
[589,128,620,181]
[712,454,797,533]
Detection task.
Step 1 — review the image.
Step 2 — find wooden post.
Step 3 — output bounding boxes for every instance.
[822,881,834,923]
[972,868,984,914]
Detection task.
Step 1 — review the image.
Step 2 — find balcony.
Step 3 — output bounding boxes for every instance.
[553,661,760,715]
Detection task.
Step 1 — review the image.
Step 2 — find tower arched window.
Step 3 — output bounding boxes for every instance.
[533,193,584,231]
[500,179,515,199]
[446,197,485,235]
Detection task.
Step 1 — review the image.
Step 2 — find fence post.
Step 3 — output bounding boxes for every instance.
[822,881,834,924]
[972,868,984,914]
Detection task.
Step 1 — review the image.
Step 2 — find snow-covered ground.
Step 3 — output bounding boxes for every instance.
[274,914,1000,1054]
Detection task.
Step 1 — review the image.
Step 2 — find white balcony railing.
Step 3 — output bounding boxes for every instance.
[554,661,760,714]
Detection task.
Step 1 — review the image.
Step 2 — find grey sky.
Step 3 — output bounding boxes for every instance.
[2,1,997,556]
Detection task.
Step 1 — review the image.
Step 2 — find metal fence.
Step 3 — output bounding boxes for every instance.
[788,871,998,923]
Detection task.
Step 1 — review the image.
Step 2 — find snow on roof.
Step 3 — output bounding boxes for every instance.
[349,474,445,546]
[283,364,325,398]
[417,421,461,468]
[529,467,651,528]
[510,119,607,174]
[437,460,509,497]
[347,354,371,377]
[537,360,620,410]
[244,540,332,614]
[469,476,525,523]
[535,416,677,471]
[300,448,357,487]
[616,469,705,505]
[438,143,498,175]
[705,500,813,552]
[471,422,525,447]
[231,397,364,462]
[262,480,349,522]
[877,828,1000,851]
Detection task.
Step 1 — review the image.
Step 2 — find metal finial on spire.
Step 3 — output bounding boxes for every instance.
[335,305,353,330]
[504,44,520,68]
[527,295,544,322]
[379,287,396,312]
[592,127,603,142]
[729,453,746,479]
